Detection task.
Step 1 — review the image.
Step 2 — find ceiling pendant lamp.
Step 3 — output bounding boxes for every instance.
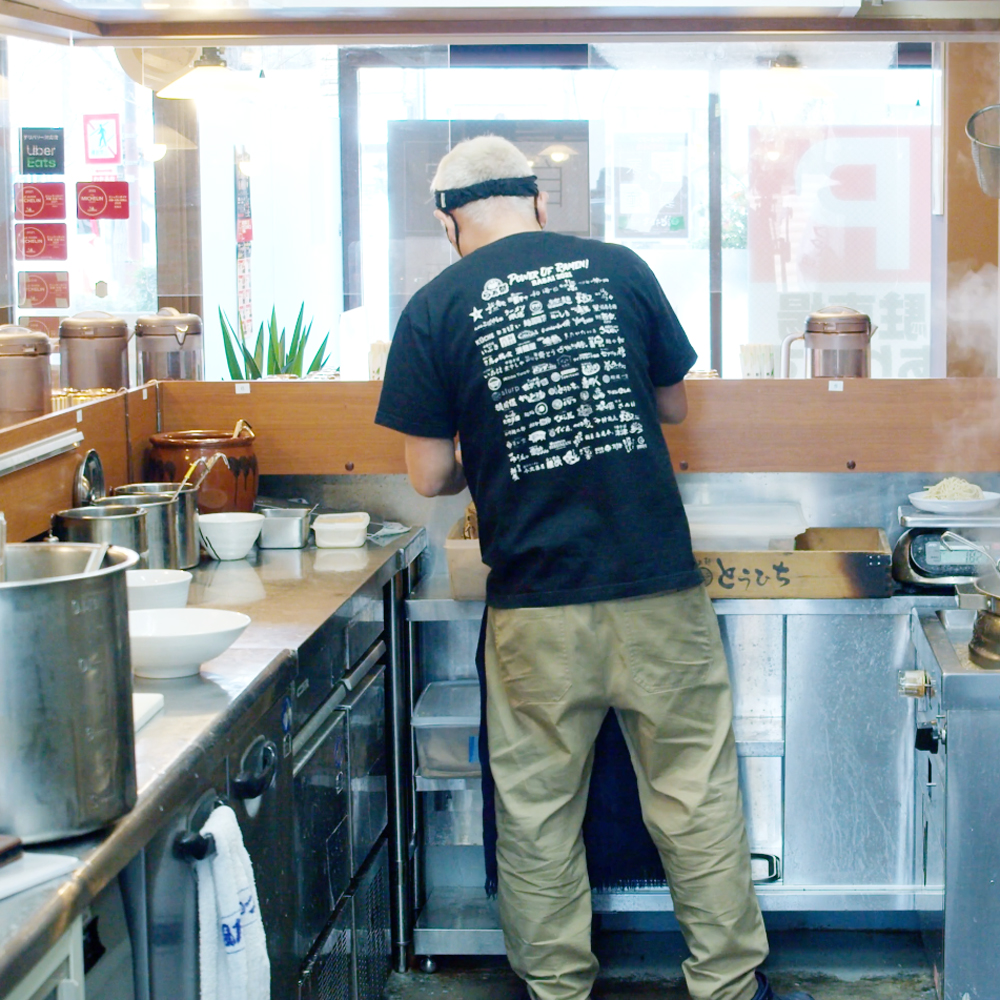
[156,47,235,100]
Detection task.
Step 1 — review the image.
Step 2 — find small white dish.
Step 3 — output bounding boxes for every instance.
[126,569,192,610]
[908,491,1000,515]
[198,512,264,560]
[129,607,251,679]
[313,512,370,548]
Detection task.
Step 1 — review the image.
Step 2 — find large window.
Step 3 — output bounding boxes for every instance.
[353,42,935,378]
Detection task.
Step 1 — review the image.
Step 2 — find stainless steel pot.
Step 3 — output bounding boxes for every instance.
[0,326,52,429]
[779,306,876,378]
[52,505,149,566]
[135,307,203,382]
[0,543,139,843]
[59,312,130,391]
[112,482,198,569]
[95,494,178,569]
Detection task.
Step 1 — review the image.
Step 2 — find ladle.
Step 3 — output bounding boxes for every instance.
[169,452,230,502]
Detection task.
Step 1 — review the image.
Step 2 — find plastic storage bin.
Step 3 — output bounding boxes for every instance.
[314,512,370,548]
[412,680,482,777]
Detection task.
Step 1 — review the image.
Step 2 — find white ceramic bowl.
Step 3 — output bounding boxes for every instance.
[908,491,1000,515]
[198,512,265,560]
[129,608,251,678]
[126,569,192,610]
[313,512,370,548]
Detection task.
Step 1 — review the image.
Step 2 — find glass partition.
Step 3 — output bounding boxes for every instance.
[0,37,937,382]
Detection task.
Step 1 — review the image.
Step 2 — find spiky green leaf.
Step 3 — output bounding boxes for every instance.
[307,332,330,373]
[219,308,246,380]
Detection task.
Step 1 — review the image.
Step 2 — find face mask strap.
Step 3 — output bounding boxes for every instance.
[446,210,463,256]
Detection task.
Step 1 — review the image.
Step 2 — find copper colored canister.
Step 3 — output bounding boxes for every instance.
[0,327,52,429]
[144,423,257,513]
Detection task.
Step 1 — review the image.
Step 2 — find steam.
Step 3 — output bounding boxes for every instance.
[925,262,1000,468]
[947,262,998,376]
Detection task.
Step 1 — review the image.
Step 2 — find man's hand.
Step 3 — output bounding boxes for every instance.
[404,436,468,497]
[655,382,688,424]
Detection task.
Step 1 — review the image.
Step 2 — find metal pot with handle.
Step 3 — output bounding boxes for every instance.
[0,543,139,842]
[779,306,876,378]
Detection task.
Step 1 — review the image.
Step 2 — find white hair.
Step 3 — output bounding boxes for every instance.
[431,134,537,226]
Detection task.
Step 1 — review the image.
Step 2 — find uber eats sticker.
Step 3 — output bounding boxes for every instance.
[20,128,64,175]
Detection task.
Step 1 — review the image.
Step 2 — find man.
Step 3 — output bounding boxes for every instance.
[375,135,814,1000]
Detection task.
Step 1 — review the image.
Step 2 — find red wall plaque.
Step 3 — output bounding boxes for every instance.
[19,315,61,337]
[18,271,70,308]
[76,181,129,220]
[15,223,67,261]
[15,182,66,220]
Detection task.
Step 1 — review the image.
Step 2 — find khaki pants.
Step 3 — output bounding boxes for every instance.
[484,584,768,1000]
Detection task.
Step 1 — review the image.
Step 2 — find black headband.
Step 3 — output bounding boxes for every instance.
[434,175,539,211]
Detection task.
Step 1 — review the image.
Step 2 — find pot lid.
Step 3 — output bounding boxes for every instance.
[59,311,128,339]
[134,306,202,338]
[805,305,872,334]
[0,325,52,357]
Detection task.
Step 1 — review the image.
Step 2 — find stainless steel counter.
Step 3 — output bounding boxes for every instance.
[0,528,427,995]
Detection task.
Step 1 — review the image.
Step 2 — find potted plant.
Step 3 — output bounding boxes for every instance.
[219,304,331,379]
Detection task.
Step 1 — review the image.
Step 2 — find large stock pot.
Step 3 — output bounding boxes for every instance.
[0,543,139,843]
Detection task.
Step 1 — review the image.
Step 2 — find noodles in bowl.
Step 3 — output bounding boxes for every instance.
[910,478,1000,514]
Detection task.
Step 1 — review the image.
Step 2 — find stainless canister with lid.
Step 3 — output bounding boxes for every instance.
[59,311,130,390]
[135,307,203,382]
[779,306,876,379]
[0,542,139,843]
[0,325,52,429]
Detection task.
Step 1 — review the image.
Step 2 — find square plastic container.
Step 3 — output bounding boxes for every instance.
[313,512,370,548]
[412,680,482,777]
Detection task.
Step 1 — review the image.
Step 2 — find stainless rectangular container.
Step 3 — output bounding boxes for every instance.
[259,509,312,549]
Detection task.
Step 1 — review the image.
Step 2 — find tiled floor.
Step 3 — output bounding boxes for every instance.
[385,931,937,999]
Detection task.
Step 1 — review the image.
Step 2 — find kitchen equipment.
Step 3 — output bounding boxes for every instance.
[779,306,876,379]
[58,312,130,391]
[95,494,178,570]
[258,508,312,549]
[129,607,250,678]
[83,542,110,574]
[967,104,1000,198]
[893,505,1000,587]
[198,512,264,560]
[0,326,52,429]
[135,307,203,382]
[126,569,192,610]
[52,505,149,566]
[314,512,370,548]
[0,542,139,843]
[145,425,257,513]
[113,482,199,569]
[73,449,106,507]
[0,511,6,583]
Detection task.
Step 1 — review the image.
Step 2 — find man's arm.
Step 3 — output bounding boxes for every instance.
[404,436,468,497]
[655,381,688,424]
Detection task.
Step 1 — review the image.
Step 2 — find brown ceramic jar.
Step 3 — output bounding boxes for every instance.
[144,423,258,513]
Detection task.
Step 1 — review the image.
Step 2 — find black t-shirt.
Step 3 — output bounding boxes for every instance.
[375,231,702,609]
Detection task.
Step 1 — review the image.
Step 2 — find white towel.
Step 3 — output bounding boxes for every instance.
[195,804,270,1000]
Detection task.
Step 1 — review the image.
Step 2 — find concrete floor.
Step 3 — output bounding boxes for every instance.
[385,931,937,999]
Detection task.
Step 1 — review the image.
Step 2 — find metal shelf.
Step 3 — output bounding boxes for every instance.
[898,505,1000,529]
[733,717,784,757]
[414,888,504,955]
[407,577,485,622]
[416,774,482,792]
[413,880,944,955]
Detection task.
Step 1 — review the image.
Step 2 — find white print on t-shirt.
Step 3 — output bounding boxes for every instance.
[474,258,648,481]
